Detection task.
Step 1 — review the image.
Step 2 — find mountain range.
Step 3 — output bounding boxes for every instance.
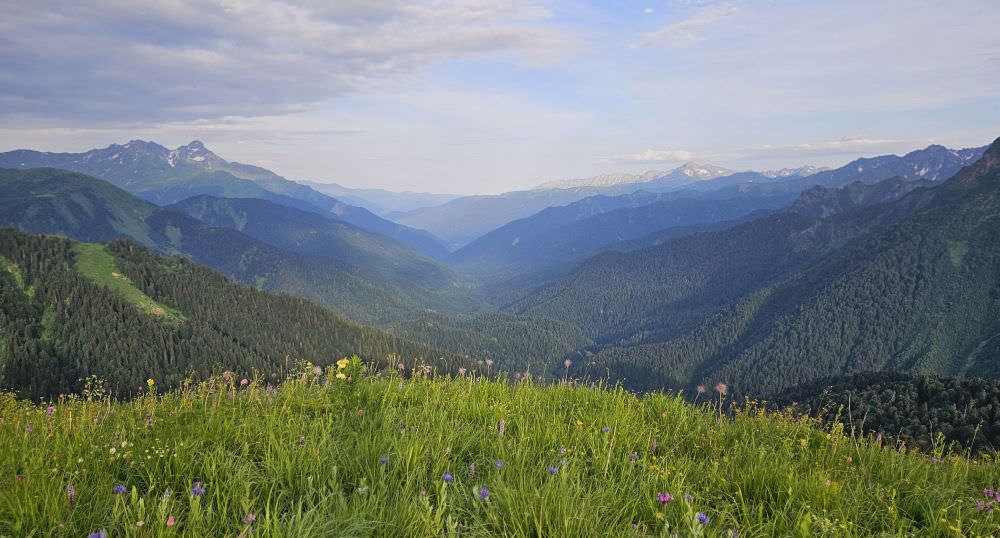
[1,135,997,400]
[513,138,1000,395]
[0,141,449,258]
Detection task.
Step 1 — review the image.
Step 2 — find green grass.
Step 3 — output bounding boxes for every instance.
[2,367,999,537]
[72,243,185,323]
[0,254,32,298]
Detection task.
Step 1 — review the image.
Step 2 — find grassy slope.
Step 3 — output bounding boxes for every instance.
[2,372,999,536]
[72,243,185,323]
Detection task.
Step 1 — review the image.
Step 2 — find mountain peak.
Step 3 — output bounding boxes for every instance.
[675,162,733,179]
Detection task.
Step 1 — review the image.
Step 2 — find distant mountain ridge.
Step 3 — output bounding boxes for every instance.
[532,163,736,190]
[0,140,450,258]
[390,144,982,248]
[512,138,1000,395]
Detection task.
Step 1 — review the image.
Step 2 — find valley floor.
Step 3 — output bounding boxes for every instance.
[2,366,999,537]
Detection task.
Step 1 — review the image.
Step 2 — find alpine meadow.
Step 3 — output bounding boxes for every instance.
[2,1,1000,536]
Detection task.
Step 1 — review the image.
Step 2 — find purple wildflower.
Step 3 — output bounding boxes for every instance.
[976,500,992,512]
[929,456,943,464]
[696,512,710,525]
[145,416,154,427]
[191,481,206,497]
[113,484,127,494]
[46,406,55,417]
[495,459,505,469]
[602,426,611,433]
[478,487,490,501]
[88,531,108,538]
[656,492,673,506]
[442,472,454,483]
[24,424,32,433]
[379,454,389,465]
[630,452,640,461]
[67,482,76,502]
[985,488,995,498]
[547,466,558,475]
[559,447,567,455]
[243,513,256,524]
[684,493,694,503]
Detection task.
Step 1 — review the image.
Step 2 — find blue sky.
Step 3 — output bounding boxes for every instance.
[1,0,998,194]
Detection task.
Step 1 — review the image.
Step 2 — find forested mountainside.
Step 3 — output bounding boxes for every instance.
[0,141,448,258]
[167,195,460,292]
[451,191,796,285]
[0,229,461,399]
[773,372,1000,453]
[0,168,476,326]
[0,168,591,370]
[517,139,1000,395]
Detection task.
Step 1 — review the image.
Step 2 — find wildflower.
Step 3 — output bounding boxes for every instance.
[495,459,505,469]
[46,405,55,417]
[656,492,673,506]
[684,493,694,503]
[985,488,996,499]
[379,455,389,465]
[88,531,108,538]
[547,466,558,475]
[147,378,155,388]
[337,358,350,369]
[240,378,249,387]
[478,487,490,501]
[458,367,467,375]
[602,426,611,433]
[696,512,710,525]
[166,515,176,527]
[191,481,206,497]
[336,372,347,380]
[696,385,706,394]
[113,484,127,494]
[563,359,572,368]
[243,513,256,524]
[442,472,454,483]
[24,424,32,433]
[714,382,728,395]
[630,452,640,461]
[397,362,406,370]
[559,447,567,455]
[976,500,992,512]
[67,482,75,502]
[485,359,494,367]
[145,416,154,427]
[929,456,943,464]
[136,521,144,528]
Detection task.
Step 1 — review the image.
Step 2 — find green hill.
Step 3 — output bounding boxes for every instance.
[2,371,998,536]
[516,139,1000,395]
[0,229,462,399]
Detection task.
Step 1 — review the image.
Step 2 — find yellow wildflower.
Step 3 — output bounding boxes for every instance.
[336,372,347,380]
[337,358,350,369]
[146,378,155,387]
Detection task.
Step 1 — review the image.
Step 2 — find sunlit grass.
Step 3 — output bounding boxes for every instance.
[2,362,999,537]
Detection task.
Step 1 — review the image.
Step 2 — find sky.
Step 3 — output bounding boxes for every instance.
[0,0,998,195]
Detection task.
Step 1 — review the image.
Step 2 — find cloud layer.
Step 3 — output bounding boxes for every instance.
[0,0,575,124]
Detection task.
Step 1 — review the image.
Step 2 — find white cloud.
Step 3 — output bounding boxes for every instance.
[639,2,738,46]
[596,148,699,164]
[0,0,578,124]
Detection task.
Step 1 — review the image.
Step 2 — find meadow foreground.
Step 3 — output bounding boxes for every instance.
[3,363,999,537]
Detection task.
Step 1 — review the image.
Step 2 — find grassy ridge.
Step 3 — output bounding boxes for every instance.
[2,369,1000,537]
[72,243,185,323]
